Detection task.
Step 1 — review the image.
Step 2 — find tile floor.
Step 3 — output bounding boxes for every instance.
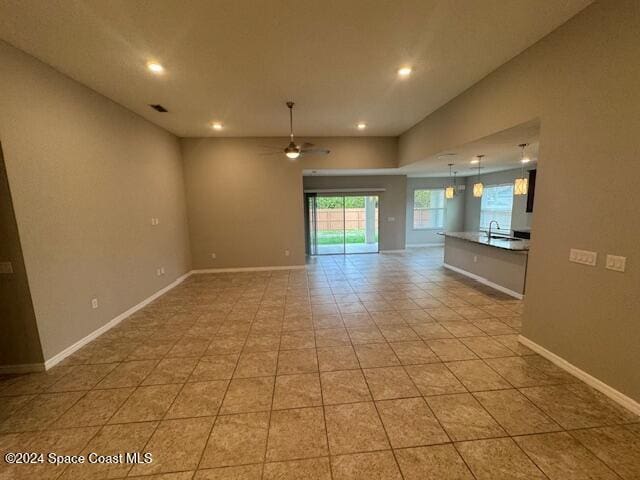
[0,247,638,479]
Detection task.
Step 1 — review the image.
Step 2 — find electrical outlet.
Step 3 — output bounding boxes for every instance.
[0,261,13,274]
[569,248,597,266]
[160,267,165,275]
[91,298,99,309]
[387,217,395,222]
[473,255,478,263]
[285,249,290,257]
[605,254,626,272]
[156,268,162,276]
[151,218,160,226]
[211,253,216,259]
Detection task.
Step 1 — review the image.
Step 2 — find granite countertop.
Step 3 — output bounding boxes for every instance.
[440,231,530,252]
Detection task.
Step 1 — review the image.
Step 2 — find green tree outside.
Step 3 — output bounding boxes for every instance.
[315,197,378,209]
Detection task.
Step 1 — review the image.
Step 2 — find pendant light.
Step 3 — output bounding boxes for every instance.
[514,143,529,195]
[473,155,484,198]
[445,163,456,199]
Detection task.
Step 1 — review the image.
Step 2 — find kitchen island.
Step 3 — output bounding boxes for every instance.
[441,232,530,298]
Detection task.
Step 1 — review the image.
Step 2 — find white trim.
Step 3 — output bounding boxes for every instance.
[192,265,306,274]
[0,363,45,374]
[43,272,192,370]
[20,264,311,373]
[443,263,524,299]
[406,243,444,248]
[303,188,385,193]
[518,335,640,416]
[380,249,406,253]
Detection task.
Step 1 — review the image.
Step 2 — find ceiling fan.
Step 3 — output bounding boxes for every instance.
[283,101,330,159]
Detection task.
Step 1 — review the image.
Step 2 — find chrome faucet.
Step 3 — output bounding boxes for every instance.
[487,220,500,239]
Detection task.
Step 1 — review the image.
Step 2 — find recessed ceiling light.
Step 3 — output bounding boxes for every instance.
[147,62,164,74]
[211,122,223,130]
[398,66,412,77]
[470,158,480,164]
[357,123,367,130]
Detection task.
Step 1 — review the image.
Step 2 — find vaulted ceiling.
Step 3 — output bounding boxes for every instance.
[0,0,591,137]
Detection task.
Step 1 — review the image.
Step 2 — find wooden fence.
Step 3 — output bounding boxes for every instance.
[316,208,379,231]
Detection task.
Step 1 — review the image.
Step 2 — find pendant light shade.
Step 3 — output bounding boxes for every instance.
[514,144,529,195]
[473,155,484,198]
[445,186,455,199]
[445,163,456,199]
[514,177,528,195]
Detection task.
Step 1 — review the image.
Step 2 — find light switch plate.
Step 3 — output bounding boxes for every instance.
[387,217,395,222]
[569,248,597,266]
[605,254,626,272]
[0,261,13,274]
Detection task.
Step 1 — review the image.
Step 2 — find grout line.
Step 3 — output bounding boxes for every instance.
[348,325,406,479]
[2,257,637,480]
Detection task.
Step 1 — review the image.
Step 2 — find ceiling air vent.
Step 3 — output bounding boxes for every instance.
[149,104,168,112]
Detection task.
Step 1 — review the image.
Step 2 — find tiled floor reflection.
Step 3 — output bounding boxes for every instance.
[1,247,638,479]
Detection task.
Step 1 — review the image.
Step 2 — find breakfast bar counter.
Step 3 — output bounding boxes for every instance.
[441,232,529,298]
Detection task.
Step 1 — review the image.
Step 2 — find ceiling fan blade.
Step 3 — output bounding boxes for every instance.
[300,147,330,156]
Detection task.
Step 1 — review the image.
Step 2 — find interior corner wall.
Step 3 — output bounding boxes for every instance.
[0,41,192,363]
[405,177,465,245]
[302,175,407,251]
[0,145,43,366]
[463,169,532,232]
[399,0,640,401]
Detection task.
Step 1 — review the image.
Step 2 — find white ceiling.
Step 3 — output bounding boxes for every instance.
[0,0,591,137]
[304,119,540,177]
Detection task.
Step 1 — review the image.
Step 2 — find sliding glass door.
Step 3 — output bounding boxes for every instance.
[315,196,345,254]
[307,194,379,255]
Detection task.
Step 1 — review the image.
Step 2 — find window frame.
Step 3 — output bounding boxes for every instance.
[479,183,514,234]
[412,188,446,230]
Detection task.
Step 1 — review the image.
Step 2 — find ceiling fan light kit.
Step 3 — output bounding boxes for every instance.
[284,141,300,159]
[282,101,330,160]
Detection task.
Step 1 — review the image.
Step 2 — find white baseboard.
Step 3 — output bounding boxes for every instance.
[0,363,46,374]
[43,272,192,370]
[406,243,444,248]
[21,264,311,373]
[192,265,306,274]
[443,263,524,299]
[518,335,640,416]
[380,249,406,253]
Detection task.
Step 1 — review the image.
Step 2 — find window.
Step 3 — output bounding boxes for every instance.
[413,189,445,229]
[480,184,514,233]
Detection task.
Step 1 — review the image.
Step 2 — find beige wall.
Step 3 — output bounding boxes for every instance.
[0,145,43,366]
[181,138,306,269]
[405,177,465,245]
[399,0,640,400]
[300,137,398,170]
[303,175,407,251]
[0,41,192,362]
[181,137,399,269]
